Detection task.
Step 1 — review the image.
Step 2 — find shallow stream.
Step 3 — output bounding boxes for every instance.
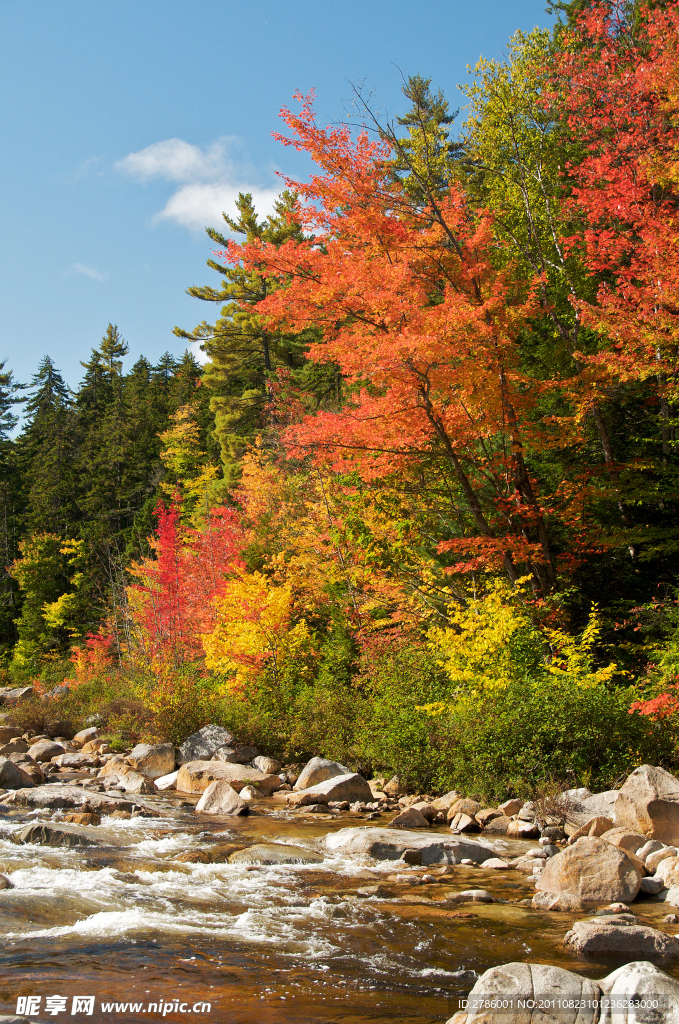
[1,784,678,1024]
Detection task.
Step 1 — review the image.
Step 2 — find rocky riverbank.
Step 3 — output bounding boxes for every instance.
[4,717,679,1020]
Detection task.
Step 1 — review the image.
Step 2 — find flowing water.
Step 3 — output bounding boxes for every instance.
[1,784,679,1024]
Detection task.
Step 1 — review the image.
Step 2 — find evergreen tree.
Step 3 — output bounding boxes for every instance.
[174,191,310,486]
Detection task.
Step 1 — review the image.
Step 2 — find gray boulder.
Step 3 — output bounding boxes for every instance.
[212,744,259,764]
[27,740,65,763]
[462,962,601,1024]
[565,914,679,958]
[293,756,350,791]
[289,772,372,805]
[177,724,236,764]
[599,961,679,1023]
[323,826,497,865]
[18,822,104,848]
[126,742,175,779]
[9,784,147,815]
[195,779,248,816]
[0,756,34,789]
[229,843,322,865]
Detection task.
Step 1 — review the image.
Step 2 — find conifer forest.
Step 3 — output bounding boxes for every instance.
[7,0,679,799]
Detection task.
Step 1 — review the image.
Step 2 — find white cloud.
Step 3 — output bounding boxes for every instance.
[68,262,108,281]
[116,137,279,231]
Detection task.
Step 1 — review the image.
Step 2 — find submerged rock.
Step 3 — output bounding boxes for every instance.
[323,826,496,865]
[531,891,587,912]
[293,757,350,791]
[229,842,323,865]
[564,914,679,957]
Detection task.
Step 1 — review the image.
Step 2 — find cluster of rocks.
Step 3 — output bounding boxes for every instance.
[447,961,679,1024]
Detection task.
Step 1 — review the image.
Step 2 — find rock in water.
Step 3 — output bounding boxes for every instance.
[390,807,430,829]
[293,756,350,791]
[126,742,175,779]
[324,826,497,865]
[0,873,13,889]
[462,962,602,1024]
[229,843,323,865]
[176,760,269,794]
[155,770,179,791]
[27,740,65,763]
[195,779,248,815]
[532,891,587,912]
[599,961,679,1022]
[0,756,35,789]
[118,770,156,795]
[288,773,372,805]
[564,915,679,958]
[614,765,679,845]
[177,724,236,764]
[535,836,642,903]
[448,959,679,1024]
[18,822,103,848]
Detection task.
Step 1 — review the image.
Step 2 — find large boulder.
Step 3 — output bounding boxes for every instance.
[176,760,268,794]
[8,753,44,785]
[52,752,99,770]
[599,961,679,1023]
[323,826,497,865]
[177,724,236,765]
[288,772,372,805]
[565,914,679,958]
[293,757,350,791]
[600,826,647,855]
[0,737,28,754]
[482,815,512,835]
[229,843,323,865]
[126,743,175,780]
[0,755,35,789]
[117,770,156,795]
[0,725,22,744]
[449,960,679,1024]
[390,807,430,829]
[28,740,65,763]
[615,765,679,844]
[535,836,642,903]
[567,816,614,844]
[195,779,248,815]
[461,962,601,1024]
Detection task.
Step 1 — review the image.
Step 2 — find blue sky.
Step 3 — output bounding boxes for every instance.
[0,0,554,394]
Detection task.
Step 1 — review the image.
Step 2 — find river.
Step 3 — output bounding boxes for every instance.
[1,786,677,1024]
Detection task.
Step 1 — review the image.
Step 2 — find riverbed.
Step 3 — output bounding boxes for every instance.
[1,786,678,1024]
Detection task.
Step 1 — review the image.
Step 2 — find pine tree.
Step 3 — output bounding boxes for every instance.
[174,191,310,486]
